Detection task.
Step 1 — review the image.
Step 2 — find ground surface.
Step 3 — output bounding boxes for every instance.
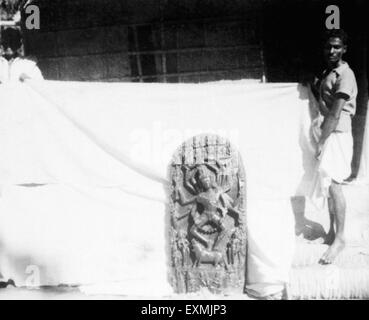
[290,183,369,299]
[0,286,254,300]
[1,184,368,300]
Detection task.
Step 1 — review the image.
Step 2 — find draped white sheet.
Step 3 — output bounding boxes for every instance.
[0,80,316,297]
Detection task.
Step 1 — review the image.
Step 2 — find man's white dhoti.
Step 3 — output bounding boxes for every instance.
[310,117,353,199]
[320,131,353,184]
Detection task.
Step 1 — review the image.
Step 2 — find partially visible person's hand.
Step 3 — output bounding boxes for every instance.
[19,73,30,82]
[300,72,316,87]
[300,77,311,87]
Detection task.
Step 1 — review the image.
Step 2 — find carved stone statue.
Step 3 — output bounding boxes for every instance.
[169,135,247,294]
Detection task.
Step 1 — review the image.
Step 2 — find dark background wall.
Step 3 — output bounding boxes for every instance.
[22,0,265,82]
[16,0,369,177]
[20,1,367,85]
[21,0,130,81]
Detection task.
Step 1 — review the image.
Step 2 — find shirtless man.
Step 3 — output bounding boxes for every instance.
[0,27,43,83]
[314,29,357,264]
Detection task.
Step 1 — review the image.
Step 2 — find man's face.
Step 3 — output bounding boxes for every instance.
[324,37,346,65]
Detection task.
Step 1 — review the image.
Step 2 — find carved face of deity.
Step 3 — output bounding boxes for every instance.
[197,166,213,191]
[199,174,211,190]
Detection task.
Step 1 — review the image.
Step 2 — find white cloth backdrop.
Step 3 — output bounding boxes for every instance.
[0,80,317,297]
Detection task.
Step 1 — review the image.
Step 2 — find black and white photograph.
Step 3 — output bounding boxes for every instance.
[0,0,368,302]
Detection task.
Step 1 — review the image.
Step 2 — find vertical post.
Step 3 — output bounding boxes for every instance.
[159,0,167,83]
[160,23,167,83]
[258,2,267,83]
[176,25,180,82]
[132,26,143,82]
[260,47,267,83]
[201,20,207,83]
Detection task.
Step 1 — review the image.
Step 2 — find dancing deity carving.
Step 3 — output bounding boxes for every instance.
[169,135,246,293]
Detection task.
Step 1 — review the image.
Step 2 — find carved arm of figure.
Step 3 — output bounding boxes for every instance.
[174,187,197,206]
[175,207,193,220]
[213,160,233,193]
[221,182,232,194]
[190,203,203,226]
[204,162,219,175]
[206,162,233,191]
[219,192,234,209]
[227,206,243,225]
[182,165,198,195]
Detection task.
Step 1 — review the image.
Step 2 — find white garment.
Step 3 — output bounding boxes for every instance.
[319,132,353,184]
[310,115,353,199]
[0,57,43,83]
[0,81,301,295]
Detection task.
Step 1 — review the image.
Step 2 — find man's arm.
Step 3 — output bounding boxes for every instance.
[309,76,320,102]
[319,93,348,144]
[309,76,332,116]
[316,93,348,159]
[319,100,330,117]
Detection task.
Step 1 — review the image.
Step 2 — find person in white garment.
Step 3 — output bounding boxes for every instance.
[0,27,43,83]
[312,29,358,264]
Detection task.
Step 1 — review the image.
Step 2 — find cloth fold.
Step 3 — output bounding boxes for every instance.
[0,80,314,296]
[308,112,353,203]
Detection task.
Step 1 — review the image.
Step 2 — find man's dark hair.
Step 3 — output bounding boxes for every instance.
[0,27,22,50]
[323,29,349,46]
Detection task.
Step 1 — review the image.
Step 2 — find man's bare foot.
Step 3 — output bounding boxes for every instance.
[319,237,345,264]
